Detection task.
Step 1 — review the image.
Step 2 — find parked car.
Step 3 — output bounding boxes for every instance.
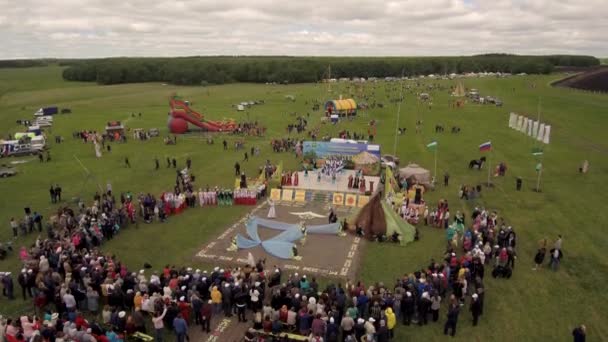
[381,154,401,169]
[0,165,17,177]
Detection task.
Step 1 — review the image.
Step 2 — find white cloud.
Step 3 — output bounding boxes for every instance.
[0,0,606,58]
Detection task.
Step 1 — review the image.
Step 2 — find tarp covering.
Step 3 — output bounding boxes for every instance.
[325,99,357,116]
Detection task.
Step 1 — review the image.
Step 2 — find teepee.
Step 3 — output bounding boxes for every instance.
[353,194,416,245]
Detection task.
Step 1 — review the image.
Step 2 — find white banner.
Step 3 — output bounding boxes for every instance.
[537,123,545,142]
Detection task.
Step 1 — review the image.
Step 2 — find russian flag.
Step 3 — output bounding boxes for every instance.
[479,141,492,152]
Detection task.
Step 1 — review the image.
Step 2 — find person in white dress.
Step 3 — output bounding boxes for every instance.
[267,199,276,218]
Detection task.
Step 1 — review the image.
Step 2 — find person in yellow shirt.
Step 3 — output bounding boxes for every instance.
[134,291,143,311]
[211,286,222,314]
[385,307,396,338]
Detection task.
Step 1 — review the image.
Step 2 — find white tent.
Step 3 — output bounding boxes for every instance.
[537,124,546,142]
[508,113,517,128]
[543,125,551,144]
[532,121,540,138]
[516,115,524,131]
[527,120,534,136]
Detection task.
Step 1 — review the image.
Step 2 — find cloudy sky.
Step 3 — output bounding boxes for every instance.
[0,0,606,59]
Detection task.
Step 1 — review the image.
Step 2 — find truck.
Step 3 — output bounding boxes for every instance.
[34,106,58,116]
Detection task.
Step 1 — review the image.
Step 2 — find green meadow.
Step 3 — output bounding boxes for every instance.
[1,66,607,341]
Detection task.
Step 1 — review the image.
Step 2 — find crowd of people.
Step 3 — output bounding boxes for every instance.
[1,206,513,342]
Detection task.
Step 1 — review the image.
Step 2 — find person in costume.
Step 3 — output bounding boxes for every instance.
[293,172,299,186]
[299,222,308,246]
[267,199,276,219]
[286,172,292,186]
[359,177,366,193]
[317,171,321,183]
[292,245,302,261]
[348,174,354,188]
[227,236,238,252]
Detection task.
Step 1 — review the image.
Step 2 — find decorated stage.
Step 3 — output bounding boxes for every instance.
[282,169,381,195]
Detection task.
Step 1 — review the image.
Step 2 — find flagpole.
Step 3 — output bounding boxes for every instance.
[535,161,542,192]
[392,69,405,156]
[434,146,438,183]
[534,97,542,192]
[487,146,492,187]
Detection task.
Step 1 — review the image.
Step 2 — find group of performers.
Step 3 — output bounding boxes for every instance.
[347,170,368,193]
[427,199,450,228]
[400,203,420,225]
[321,157,345,176]
[233,188,258,205]
[280,171,299,187]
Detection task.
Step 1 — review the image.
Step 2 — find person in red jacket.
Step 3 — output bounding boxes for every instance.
[178,297,191,324]
[201,299,213,333]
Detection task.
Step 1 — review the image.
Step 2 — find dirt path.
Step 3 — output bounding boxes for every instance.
[187,315,249,342]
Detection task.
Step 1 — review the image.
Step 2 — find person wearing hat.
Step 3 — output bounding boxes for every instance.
[385,307,396,338]
[201,299,213,333]
[401,291,414,325]
[364,318,376,341]
[354,317,366,342]
[210,286,222,314]
[418,291,431,326]
[470,293,482,326]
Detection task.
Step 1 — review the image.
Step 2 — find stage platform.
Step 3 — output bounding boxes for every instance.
[282,169,380,195]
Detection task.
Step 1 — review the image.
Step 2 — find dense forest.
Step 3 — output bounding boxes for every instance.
[57,54,600,85]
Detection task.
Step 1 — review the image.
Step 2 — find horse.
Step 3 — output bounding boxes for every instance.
[469,156,487,169]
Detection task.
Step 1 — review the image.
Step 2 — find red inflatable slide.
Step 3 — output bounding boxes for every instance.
[168,96,236,134]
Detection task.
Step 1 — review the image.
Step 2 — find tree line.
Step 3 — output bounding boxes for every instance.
[58,54,600,85]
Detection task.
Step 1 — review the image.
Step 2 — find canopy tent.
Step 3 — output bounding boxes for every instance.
[398,163,431,186]
[452,82,466,97]
[353,194,416,245]
[325,98,357,117]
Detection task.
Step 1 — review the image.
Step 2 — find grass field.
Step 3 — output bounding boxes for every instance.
[1,66,608,341]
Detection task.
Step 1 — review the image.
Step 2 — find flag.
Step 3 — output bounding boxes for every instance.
[532,147,543,156]
[479,141,492,152]
[385,167,396,198]
[426,141,438,150]
[272,161,283,180]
